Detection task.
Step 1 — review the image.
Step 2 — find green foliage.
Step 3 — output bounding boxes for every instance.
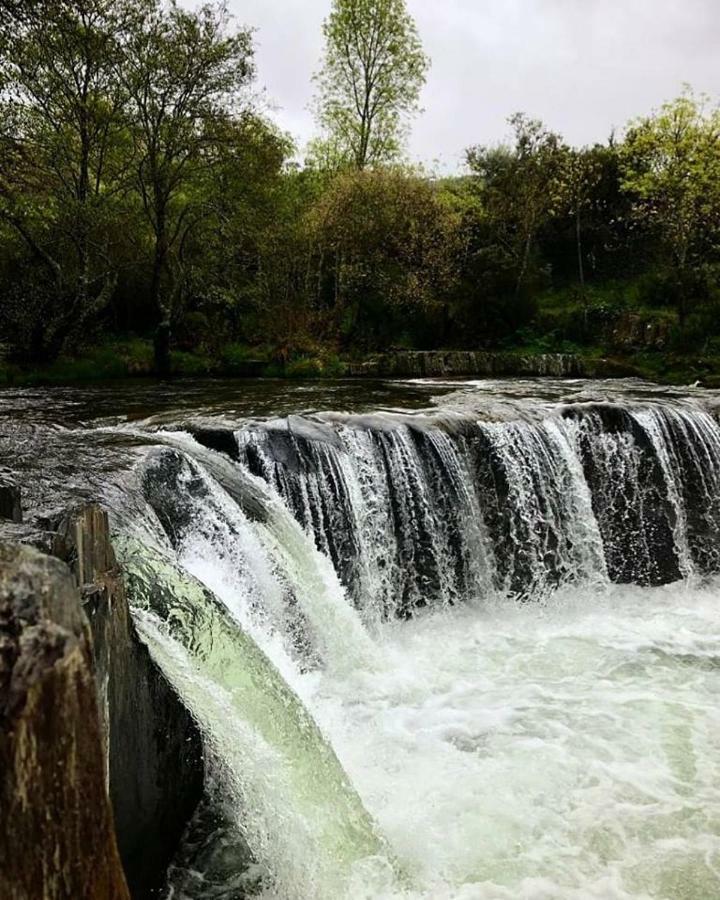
[309,168,460,338]
[169,351,212,376]
[0,339,152,384]
[118,0,257,372]
[313,0,429,169]
[284,354,347,379]
[1,1,720,389]
[621,90,720,320]
[0,0,134,358]
[467,115,565,289]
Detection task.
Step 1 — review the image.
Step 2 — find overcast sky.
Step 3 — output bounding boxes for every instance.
[226,0,720,172]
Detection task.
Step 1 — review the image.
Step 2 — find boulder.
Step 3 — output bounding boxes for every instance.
[0,542,129,900]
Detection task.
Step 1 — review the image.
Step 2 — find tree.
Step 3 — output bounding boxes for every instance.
[313,0,429,170]
[0,0,134,359]
[554,144,606,331]
[309,167,460,345]
[118,0,255,373]
[467,114,564,300]
[176,113,291,349]
[621,92,720,325]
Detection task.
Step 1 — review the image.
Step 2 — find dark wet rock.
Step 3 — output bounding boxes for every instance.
[140,451,209,544]
[145,444,269,526]
[0,519,56,552]
[53,504,205,899]
[167,788,258,900]
[191,428,241,461]
[0,476,22,523]
[0,542,129,900]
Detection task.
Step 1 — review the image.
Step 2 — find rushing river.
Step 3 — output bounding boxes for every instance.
[1,377,719,899]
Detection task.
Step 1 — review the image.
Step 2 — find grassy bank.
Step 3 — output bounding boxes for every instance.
[0,339,349,386]
[2,338,720,387]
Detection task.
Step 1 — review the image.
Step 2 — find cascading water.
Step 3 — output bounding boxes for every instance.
[98,385,720,899]
[116,539,392,899]
[230,399,720,609]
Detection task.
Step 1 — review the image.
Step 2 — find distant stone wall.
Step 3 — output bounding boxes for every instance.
[347,350,638,380]
[348,351,587,378]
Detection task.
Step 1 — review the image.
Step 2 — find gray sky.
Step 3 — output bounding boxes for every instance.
[228,0,720,171]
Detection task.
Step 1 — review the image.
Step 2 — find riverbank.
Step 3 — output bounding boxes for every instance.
[3,337,720,387]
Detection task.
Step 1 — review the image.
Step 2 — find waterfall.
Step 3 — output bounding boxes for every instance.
[137,436,376,674]
[228,400,720,612]
[116,538,395,900]
[111,392,720,899]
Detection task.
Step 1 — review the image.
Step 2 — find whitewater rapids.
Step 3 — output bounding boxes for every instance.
[297,581,720,900]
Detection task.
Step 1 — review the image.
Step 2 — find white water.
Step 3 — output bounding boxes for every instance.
[296,583,720,899]
[117,539,392,900]
[184,507,720,899]
[119,395,720,900]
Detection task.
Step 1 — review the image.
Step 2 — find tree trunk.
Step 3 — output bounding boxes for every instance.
[576,204,588,336]
[516,228,534,299]
[153,320,171,379]
[150,206,172,377]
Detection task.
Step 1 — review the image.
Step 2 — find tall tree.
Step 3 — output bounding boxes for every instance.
[0,0,133,359]
[467,114,564,300]
[313,0,429,170]
[621,91,720,325]
[118,0,254,373]
[309,168,460,344]
[555,144,605,331]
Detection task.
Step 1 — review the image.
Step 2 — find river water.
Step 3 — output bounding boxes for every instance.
[1,377,719,899]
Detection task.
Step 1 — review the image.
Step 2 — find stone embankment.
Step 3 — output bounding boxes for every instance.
[347,350,630,379]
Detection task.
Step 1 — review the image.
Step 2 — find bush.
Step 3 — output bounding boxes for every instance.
[169,351,212,376]
[220,343,271,374]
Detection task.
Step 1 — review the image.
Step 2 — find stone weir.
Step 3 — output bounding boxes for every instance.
[347,350,624,379]
[0,493,205,899]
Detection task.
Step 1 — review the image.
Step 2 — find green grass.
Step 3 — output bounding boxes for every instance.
[169,350,212,376]
[2,339,155,385]
[284,353,347,378]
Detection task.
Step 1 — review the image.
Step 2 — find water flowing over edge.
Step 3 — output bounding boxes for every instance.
[108,394,720,899]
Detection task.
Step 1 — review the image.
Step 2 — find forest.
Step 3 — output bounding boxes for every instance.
[2,0,720,383]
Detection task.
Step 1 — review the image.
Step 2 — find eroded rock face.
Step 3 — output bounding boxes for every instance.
[54,504,204,899]
[0,542,129,900]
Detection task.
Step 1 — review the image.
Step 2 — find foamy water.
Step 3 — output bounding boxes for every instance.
[290,582,720,899]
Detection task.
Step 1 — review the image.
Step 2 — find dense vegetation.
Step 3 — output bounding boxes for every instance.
[2,0,720,383]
